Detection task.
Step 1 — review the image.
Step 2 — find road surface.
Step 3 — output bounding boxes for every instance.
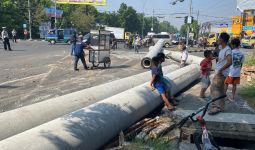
[0,41,176,112]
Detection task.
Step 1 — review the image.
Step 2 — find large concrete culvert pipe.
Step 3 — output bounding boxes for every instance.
[141,39,165,69]
[168,51,203,65]
[0,64,200,150]
[0,65,179,141]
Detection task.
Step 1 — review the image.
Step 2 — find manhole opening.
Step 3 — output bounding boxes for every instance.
[190,134,255,149]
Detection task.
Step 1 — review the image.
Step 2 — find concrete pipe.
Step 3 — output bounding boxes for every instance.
[168,51,203,65]
[0,64,200,150]
[0,65,179,141]
[141,39,165,69]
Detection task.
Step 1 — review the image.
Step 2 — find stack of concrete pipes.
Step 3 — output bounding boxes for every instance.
[141,39,165,69]
[0,41,202,150]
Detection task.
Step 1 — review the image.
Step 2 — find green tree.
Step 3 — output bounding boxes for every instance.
[180,20,199,38]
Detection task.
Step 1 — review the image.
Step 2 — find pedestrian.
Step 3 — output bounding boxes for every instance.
[1,27,12,51]
[12,29,17,43]
[134,36,140,53]
[24,29,28,40]
[209,32,232,115]
[200,50,214,98]
[179,41,188,68]
[111,37,117,50]
[203,37,207,49]
[73,38,89,71]
[70,31,77,56]
[157,53,178,106]
[225,38,245,101]
[78,32,83,42]
[150,56,175,111]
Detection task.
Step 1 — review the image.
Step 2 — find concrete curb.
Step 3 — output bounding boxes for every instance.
[173,110,255,141]
[0,65,179,141]
[0,65,200,150]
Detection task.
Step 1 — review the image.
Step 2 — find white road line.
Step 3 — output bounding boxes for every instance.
[0,73,48,86]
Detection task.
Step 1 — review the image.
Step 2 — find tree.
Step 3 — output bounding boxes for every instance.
[180,19,199,38]
[159,21,178,33]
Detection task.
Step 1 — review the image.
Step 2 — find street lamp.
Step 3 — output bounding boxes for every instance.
[141,0,148,37]
[171,0,192,46]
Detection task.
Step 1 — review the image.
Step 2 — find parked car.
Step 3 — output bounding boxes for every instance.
[241,35,255,48]
[45,28,75,44]
[151,34,172,48]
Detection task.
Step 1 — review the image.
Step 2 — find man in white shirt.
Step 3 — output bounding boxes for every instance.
[1,27,12,51]
[209,32,232,115]
[180,41,188,68]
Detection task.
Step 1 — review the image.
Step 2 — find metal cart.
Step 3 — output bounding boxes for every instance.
[88,30,111,69]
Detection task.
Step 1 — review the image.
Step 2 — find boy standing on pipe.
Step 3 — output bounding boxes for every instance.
[150,57,175,111]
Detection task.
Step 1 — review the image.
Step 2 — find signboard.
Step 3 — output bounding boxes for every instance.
[45,8,63,18]
[23,24,27,29]
[237,0,255,12]
[56,0,106,5]
[243,26,255,30]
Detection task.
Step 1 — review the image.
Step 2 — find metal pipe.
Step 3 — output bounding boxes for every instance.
[0,65,178,141]
[0,65,200,150]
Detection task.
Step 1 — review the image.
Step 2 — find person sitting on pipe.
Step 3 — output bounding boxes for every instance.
[150,56,175,111]
[157,53,178,106]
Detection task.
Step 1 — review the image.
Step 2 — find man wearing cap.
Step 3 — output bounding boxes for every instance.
[1,27,12,51]
[73,38,89,71]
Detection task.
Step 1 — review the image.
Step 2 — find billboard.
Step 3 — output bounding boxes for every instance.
[237,0,255,12]
[56,0,106,6]
[45,8,63,18]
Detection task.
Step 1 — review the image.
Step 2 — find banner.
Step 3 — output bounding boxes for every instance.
[243,26,255,31]
[56,0,106,6]
[45,8,63,18]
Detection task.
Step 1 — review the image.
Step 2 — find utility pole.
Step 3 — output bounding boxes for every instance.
[55,0,57,29]
[186,0,192,46]
[196,10,199,41]
[28,0,32,40]
[152,9,154,32]
[141,0,147,37]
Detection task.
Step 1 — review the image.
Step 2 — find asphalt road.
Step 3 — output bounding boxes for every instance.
[0,41,176,112]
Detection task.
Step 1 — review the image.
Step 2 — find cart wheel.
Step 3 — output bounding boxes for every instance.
[103,57,111,68]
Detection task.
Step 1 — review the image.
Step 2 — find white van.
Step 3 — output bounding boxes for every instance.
[151,34,172,48]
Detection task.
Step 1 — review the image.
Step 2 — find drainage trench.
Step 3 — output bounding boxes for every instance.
[189,134,255,149]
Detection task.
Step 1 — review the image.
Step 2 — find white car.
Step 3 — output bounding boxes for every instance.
[151,34,172,48]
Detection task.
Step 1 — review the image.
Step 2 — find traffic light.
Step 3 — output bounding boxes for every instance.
[184,16,193,24]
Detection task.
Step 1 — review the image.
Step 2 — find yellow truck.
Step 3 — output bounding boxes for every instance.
[241,35,255,48]
[207,32,219,47]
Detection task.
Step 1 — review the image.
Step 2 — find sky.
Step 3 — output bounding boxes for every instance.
[96,0,241,29]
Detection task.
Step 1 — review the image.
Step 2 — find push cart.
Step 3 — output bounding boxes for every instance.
[88,30,111,69]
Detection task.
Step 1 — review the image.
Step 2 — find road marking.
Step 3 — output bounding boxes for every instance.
[0,73,48,86]
[61,54,70,60]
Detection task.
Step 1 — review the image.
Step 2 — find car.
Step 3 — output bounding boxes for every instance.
[45,28,75,44]
[151,34,172,48]
[241,35,255,48]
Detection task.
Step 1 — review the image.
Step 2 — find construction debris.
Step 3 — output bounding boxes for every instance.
[242,66,255,82]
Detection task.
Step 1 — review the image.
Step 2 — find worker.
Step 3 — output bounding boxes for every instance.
[1,27,12,51]
[73,38,89,71]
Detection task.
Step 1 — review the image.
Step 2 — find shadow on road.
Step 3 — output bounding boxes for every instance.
[0,85,19,89]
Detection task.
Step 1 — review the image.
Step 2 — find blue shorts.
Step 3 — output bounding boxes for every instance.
[154,82,167,94]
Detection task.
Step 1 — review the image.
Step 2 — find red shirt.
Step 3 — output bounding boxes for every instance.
[200,58,212,76]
